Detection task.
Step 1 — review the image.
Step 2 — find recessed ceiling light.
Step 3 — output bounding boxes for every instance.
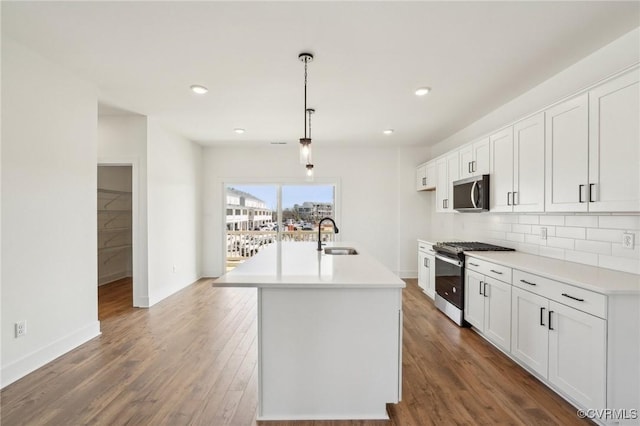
[415,87,431,96]
[190,85,208,94]
[234,128,246,134]
[383,129,394,135]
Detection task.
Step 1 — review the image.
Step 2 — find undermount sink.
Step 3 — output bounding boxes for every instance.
[324,247,359,255]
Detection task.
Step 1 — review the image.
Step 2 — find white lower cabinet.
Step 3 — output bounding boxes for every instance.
[511,288,549,378]
[511,288,606,413]
[417,241,435,299]
[548,301,606,410]
[464,268,512,352]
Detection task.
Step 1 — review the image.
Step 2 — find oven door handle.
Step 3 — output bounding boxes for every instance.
[435,253,463,268]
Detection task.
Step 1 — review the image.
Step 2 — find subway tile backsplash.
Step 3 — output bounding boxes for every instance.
[444,213,640,275]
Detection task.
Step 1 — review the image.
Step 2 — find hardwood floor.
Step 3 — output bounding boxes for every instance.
[98,277,133,320]
[0,278,591,425]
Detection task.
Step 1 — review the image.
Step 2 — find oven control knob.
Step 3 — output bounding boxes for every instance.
[453,287,456,293]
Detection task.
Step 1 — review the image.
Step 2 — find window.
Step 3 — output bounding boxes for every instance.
[224,183,336,271]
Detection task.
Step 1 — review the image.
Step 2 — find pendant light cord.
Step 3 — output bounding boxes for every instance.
[304,59,308,139]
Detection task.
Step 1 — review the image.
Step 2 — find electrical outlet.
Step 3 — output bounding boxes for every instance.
[540,227,547,240]
[622,233,635,249]
[15,321,27,338]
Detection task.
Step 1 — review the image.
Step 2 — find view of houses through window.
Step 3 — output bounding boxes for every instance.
[225,184,336,271]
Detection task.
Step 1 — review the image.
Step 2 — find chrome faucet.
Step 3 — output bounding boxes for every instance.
[317,217,339,251]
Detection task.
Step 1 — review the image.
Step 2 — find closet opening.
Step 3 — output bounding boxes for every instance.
[97,165,133,318]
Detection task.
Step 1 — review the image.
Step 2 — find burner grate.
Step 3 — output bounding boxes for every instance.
[435,241,515,253]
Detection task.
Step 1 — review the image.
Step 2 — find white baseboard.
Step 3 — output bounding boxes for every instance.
[397,270,418,279]
[148,275,200,307]
[134,295,149,308]
[1,321,101,389]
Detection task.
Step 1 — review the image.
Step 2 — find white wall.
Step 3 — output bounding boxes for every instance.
[203,145,428,277]
[98,116,203,306]
[422,28,640,275]
[147,119,202,305]
[1,38,100,387]
[396,147,432,277]
[97,115,149,306]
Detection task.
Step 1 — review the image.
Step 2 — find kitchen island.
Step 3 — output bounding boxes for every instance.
[214,241,405,421]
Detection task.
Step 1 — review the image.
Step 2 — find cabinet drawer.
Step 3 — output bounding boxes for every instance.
[513,270,607,319]
[465,257,512,283]
[418,242,434,254]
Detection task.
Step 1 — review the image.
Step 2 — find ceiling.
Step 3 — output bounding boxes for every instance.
[2,2,639,147]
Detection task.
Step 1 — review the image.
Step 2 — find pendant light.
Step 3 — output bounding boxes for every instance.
[305,108,315,181]
[298,53,314,166]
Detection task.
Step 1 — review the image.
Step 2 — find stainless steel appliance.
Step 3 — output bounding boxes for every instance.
[453,174,490,212]
[434,241,514,326]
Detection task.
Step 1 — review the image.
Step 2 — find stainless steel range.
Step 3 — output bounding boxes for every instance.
[433,241,514,326]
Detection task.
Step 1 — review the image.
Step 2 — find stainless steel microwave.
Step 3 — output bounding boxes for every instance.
[453,174,490,212]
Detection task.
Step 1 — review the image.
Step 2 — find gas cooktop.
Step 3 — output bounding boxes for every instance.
[434,241,515,255]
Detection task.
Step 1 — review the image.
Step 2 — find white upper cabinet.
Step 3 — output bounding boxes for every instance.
[588,68,640,212]
[435,152,459,212]
[421,65,639,214]
[491,115,544,213]
[459,145,473,180]
[489,127,514,212]
[416,164,427,191]
[425,161,436,190]
[513,112,545,212]
[459,138,490,180]
[545,93,589,212]
[435,157,448,212]
[416,161,436,191]
[446,151,459,211]
[545,67,639,213]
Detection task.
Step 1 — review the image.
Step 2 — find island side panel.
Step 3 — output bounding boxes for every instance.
[257,287,402,421]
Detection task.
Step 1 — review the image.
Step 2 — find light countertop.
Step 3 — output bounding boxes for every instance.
[213,241,405,289]
[466,251,640,295]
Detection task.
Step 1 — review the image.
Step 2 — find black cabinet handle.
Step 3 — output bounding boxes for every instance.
[472,161,476,173]
[562,293,584,302]
[479,281,483,295]
[443,199,446,209]
[422,177,426,186]
[468,162,472,174]
[468,262,479,267]
[540,307,545,326]
[579,184,585,203]
[520,279,536,286]
[483,282,488,298]
[589,183,596,202]
[426,258,430,268]
[548,311,554,330]
[490,269,503,275]
[424,258,428,267]
[507,192,511,206]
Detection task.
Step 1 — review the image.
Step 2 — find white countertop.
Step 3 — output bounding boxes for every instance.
[465,251,640,295]
[214,241,405,289]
